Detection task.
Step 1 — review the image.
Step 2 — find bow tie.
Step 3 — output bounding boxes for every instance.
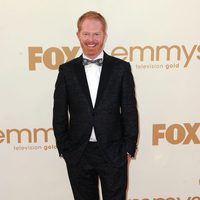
[83,58,103,66]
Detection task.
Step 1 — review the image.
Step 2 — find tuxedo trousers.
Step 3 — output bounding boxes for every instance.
[64,142,128,200]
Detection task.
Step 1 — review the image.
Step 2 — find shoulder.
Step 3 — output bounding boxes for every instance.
[59,55,82,71]
[104,52,131,70]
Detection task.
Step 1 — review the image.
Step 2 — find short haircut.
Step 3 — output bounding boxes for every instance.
[77,11,107,32]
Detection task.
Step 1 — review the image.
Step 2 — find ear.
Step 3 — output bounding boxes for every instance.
[76,32,80,40]
[104,32,108,42]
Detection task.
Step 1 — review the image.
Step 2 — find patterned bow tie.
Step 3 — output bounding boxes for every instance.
[82,58,103,66]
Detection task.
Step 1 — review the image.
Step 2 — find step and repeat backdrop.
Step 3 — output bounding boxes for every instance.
[1,0,200,199]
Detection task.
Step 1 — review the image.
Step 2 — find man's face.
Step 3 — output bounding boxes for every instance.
[77,19,107,59]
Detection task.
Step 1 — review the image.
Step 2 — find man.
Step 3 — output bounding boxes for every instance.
[53,11,138,200]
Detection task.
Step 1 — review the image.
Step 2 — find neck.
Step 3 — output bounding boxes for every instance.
[83,51,104,60]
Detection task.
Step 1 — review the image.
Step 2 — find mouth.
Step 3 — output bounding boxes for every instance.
[86,43,97,48]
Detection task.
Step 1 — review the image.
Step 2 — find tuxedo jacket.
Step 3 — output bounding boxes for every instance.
[53,52,138,166]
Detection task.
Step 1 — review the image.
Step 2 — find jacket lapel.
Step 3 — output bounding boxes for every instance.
[94,52,113,109]
[73,55,93,109]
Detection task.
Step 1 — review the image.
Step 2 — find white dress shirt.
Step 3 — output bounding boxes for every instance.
[83,51,104,142]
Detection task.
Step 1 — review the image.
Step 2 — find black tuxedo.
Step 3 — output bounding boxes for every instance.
[53,52,138,164]
[53,52,138,200]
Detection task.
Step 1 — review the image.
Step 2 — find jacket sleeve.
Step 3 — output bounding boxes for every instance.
[120,63,139,157]
[53,66,69,157]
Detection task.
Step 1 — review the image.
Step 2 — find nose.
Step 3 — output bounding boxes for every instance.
[87,34,95,42]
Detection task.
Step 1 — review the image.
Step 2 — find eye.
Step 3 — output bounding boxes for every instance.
[82,32,89,36]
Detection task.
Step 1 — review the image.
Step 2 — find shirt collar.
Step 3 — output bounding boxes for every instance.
[83,51,104,61]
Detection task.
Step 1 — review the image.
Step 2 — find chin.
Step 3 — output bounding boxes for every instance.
[85,51,98,57]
